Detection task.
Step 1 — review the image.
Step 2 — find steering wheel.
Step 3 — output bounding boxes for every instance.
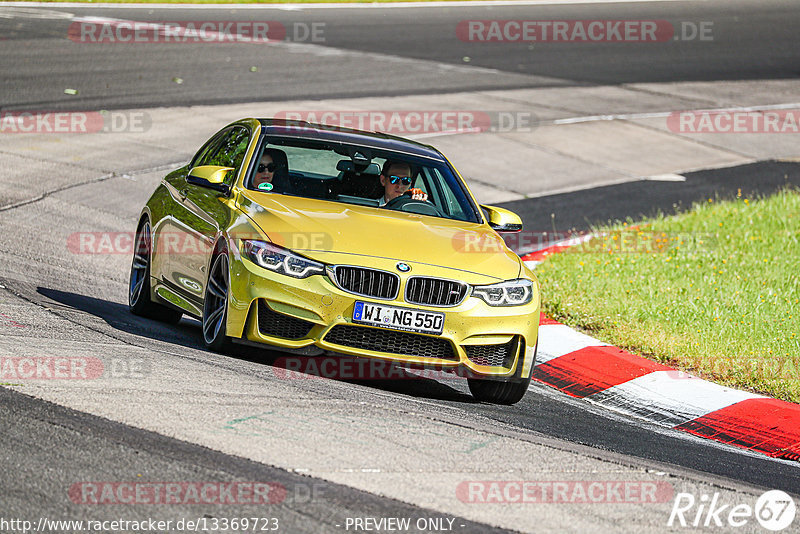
[383,192,442,217]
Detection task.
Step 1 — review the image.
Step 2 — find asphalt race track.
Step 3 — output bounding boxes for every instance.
[501,160,800,235]
[1,0,799,110]
[1,1,800,532]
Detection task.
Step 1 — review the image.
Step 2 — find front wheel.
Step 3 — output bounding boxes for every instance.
[468,375,531,405]
[202,250,232,352]
[129,220,182,324]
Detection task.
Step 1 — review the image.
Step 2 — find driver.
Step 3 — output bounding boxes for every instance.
[379,161,428,206]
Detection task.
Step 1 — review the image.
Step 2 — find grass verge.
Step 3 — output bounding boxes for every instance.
[536,188,800,402]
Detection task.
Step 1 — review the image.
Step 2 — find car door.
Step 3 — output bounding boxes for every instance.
[153,130,225,304]
[168,126,252,308]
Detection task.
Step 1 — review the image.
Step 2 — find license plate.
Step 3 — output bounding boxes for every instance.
[352,301,444,335]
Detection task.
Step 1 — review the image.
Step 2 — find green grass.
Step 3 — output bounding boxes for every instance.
[537,189,800,402]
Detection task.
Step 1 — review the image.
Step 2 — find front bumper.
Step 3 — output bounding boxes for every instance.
[227,253,540,381]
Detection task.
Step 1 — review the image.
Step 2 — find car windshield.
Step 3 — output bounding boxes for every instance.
[246,137,481,223]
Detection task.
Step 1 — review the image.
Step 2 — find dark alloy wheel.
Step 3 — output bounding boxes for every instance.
[129,220,182,324]
[203,250,232,352]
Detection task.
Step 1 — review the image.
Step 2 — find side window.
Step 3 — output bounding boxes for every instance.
[190,127,252,185]
[422,167,466,220]
[413,169,429,195]
[206,127,251,182]
[191,132,225,169]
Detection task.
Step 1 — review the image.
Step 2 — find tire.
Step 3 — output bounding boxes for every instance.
[468,375,531,405]
[202,250,232,352]
[468,341,536,405]
[129,220,183,324]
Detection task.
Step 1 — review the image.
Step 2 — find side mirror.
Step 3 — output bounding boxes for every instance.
[187,165,234,195]
[481,205,523,232]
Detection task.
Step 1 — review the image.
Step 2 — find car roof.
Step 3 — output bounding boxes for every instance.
[257,118,446,161]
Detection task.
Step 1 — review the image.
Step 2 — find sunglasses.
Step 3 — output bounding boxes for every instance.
[257,162,277,173]
[389,175,412,186]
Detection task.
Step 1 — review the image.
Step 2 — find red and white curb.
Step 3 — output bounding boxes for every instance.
[520,233,595,268]
[521,246,800,462]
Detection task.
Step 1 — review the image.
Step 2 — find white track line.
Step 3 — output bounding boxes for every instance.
[551,103,800,126]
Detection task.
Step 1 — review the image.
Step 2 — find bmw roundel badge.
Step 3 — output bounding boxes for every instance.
[396,262,411,273]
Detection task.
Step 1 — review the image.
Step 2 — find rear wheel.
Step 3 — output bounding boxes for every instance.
[202,250,232,352]
[129,220,182,324]
[468,375,531,405]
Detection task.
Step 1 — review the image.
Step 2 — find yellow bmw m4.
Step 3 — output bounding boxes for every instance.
[130,118,540,404]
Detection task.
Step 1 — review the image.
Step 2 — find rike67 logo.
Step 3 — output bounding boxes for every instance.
[668,490,796,531]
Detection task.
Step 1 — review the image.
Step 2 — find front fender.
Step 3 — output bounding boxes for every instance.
[223,211,271,339]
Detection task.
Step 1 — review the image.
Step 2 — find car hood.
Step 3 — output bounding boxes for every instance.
[237,192,522,283]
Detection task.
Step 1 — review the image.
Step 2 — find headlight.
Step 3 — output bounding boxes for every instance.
[242,240,325,279]
[472,278,534,306]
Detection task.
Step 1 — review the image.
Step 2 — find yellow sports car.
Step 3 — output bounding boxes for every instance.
[129,119,540,404]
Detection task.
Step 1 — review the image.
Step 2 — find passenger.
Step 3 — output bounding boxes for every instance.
[252,148,289,192]
[379,161,428,206]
